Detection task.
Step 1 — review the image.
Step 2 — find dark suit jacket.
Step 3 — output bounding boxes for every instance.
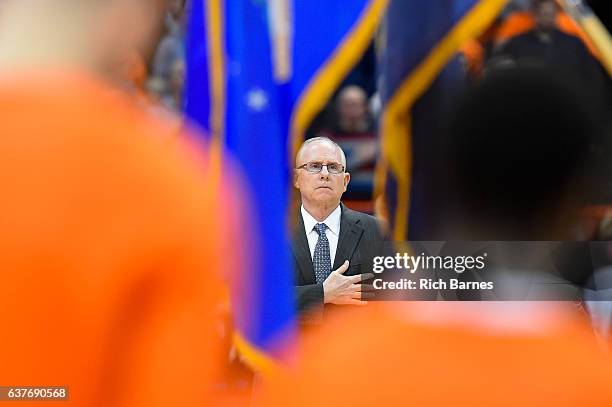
[292,203,387,323]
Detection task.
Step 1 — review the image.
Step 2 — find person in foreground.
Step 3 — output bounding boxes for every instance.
[0,0,242,405]
[292,137,385,324]
[261,67,612,406]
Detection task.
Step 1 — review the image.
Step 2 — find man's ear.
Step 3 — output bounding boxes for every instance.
[343,172,350,191]
[293,169,300,189]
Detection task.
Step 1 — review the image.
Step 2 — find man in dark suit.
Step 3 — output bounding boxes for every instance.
[292,137,386,322]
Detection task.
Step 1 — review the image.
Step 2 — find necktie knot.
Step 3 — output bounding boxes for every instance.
[314,223,327,236]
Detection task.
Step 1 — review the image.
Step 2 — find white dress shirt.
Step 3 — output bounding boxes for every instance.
[301,204,341,266]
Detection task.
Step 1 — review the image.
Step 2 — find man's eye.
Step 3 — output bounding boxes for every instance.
[307,163,322,171]
[328,164,341,172]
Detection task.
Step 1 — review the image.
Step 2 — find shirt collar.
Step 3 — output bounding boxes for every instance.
[301,204,342,236]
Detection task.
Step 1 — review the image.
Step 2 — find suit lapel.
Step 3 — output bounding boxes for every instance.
[293,213,316,284]
[332,205,364,270]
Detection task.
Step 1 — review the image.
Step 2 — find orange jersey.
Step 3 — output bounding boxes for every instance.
[0,71,239,406]
[495,11,599,57]
[262,303,612,406]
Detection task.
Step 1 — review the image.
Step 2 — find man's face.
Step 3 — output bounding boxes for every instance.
[338,90,367,124]
[534,2,557,31]
[294,141,350,208]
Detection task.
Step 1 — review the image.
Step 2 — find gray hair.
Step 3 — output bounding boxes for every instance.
[295,137,347,169]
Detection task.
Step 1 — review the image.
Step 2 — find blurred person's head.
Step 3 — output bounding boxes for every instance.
[336,85,369,132]
[294,137,350,219]
[0,0,166,79]
[531,0,559,31]
[441,66,601,240]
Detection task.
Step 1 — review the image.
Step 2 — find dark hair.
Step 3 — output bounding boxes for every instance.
[442,66,601,238]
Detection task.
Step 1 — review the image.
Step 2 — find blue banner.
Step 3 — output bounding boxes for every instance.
[377,0,508,241]
[184,0,387,368]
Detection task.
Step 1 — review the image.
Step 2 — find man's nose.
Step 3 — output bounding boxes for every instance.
[319,165,330,179]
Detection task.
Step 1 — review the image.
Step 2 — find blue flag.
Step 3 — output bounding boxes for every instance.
[184,0,387,369]
[377,0,507,241]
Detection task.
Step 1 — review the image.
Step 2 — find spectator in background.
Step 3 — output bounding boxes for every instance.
[318,85,377,203]
[146,58,186,112]
[459,0,596,80]
[152,0,185,81]
[167,58,186,110]
[149,0,185,110]
[494,0,600,55]
[496,2,602,74]
[334,85,371,134]
[306,42,377,141]
[493,0,607,112]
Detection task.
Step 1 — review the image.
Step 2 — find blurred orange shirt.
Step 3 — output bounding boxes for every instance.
[0,71,239,406]
[262,302,612,406]
[461,11,600,79]
[495,11,599,56]
[460,39,485,77]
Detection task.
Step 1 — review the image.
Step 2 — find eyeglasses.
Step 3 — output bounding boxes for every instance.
[297,161,345,174]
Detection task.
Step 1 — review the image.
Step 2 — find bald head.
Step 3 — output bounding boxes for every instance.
[294,137,351,220]
[295,137,347,169]
[0,0,165,77]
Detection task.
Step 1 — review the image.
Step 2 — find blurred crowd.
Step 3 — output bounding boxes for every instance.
[1,0,612,405]
[305,0,611,213]
[120,0,187,114]
[127,0,611,215]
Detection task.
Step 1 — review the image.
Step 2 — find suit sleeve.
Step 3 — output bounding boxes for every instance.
[295,284,324,324]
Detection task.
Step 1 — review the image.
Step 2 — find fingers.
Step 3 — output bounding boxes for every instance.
[360,292,376,300]
[335,260,350,275]
[349,273,374,283]
[350,288,375,300]
[361,273,375,282]
[357,284,375,292]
